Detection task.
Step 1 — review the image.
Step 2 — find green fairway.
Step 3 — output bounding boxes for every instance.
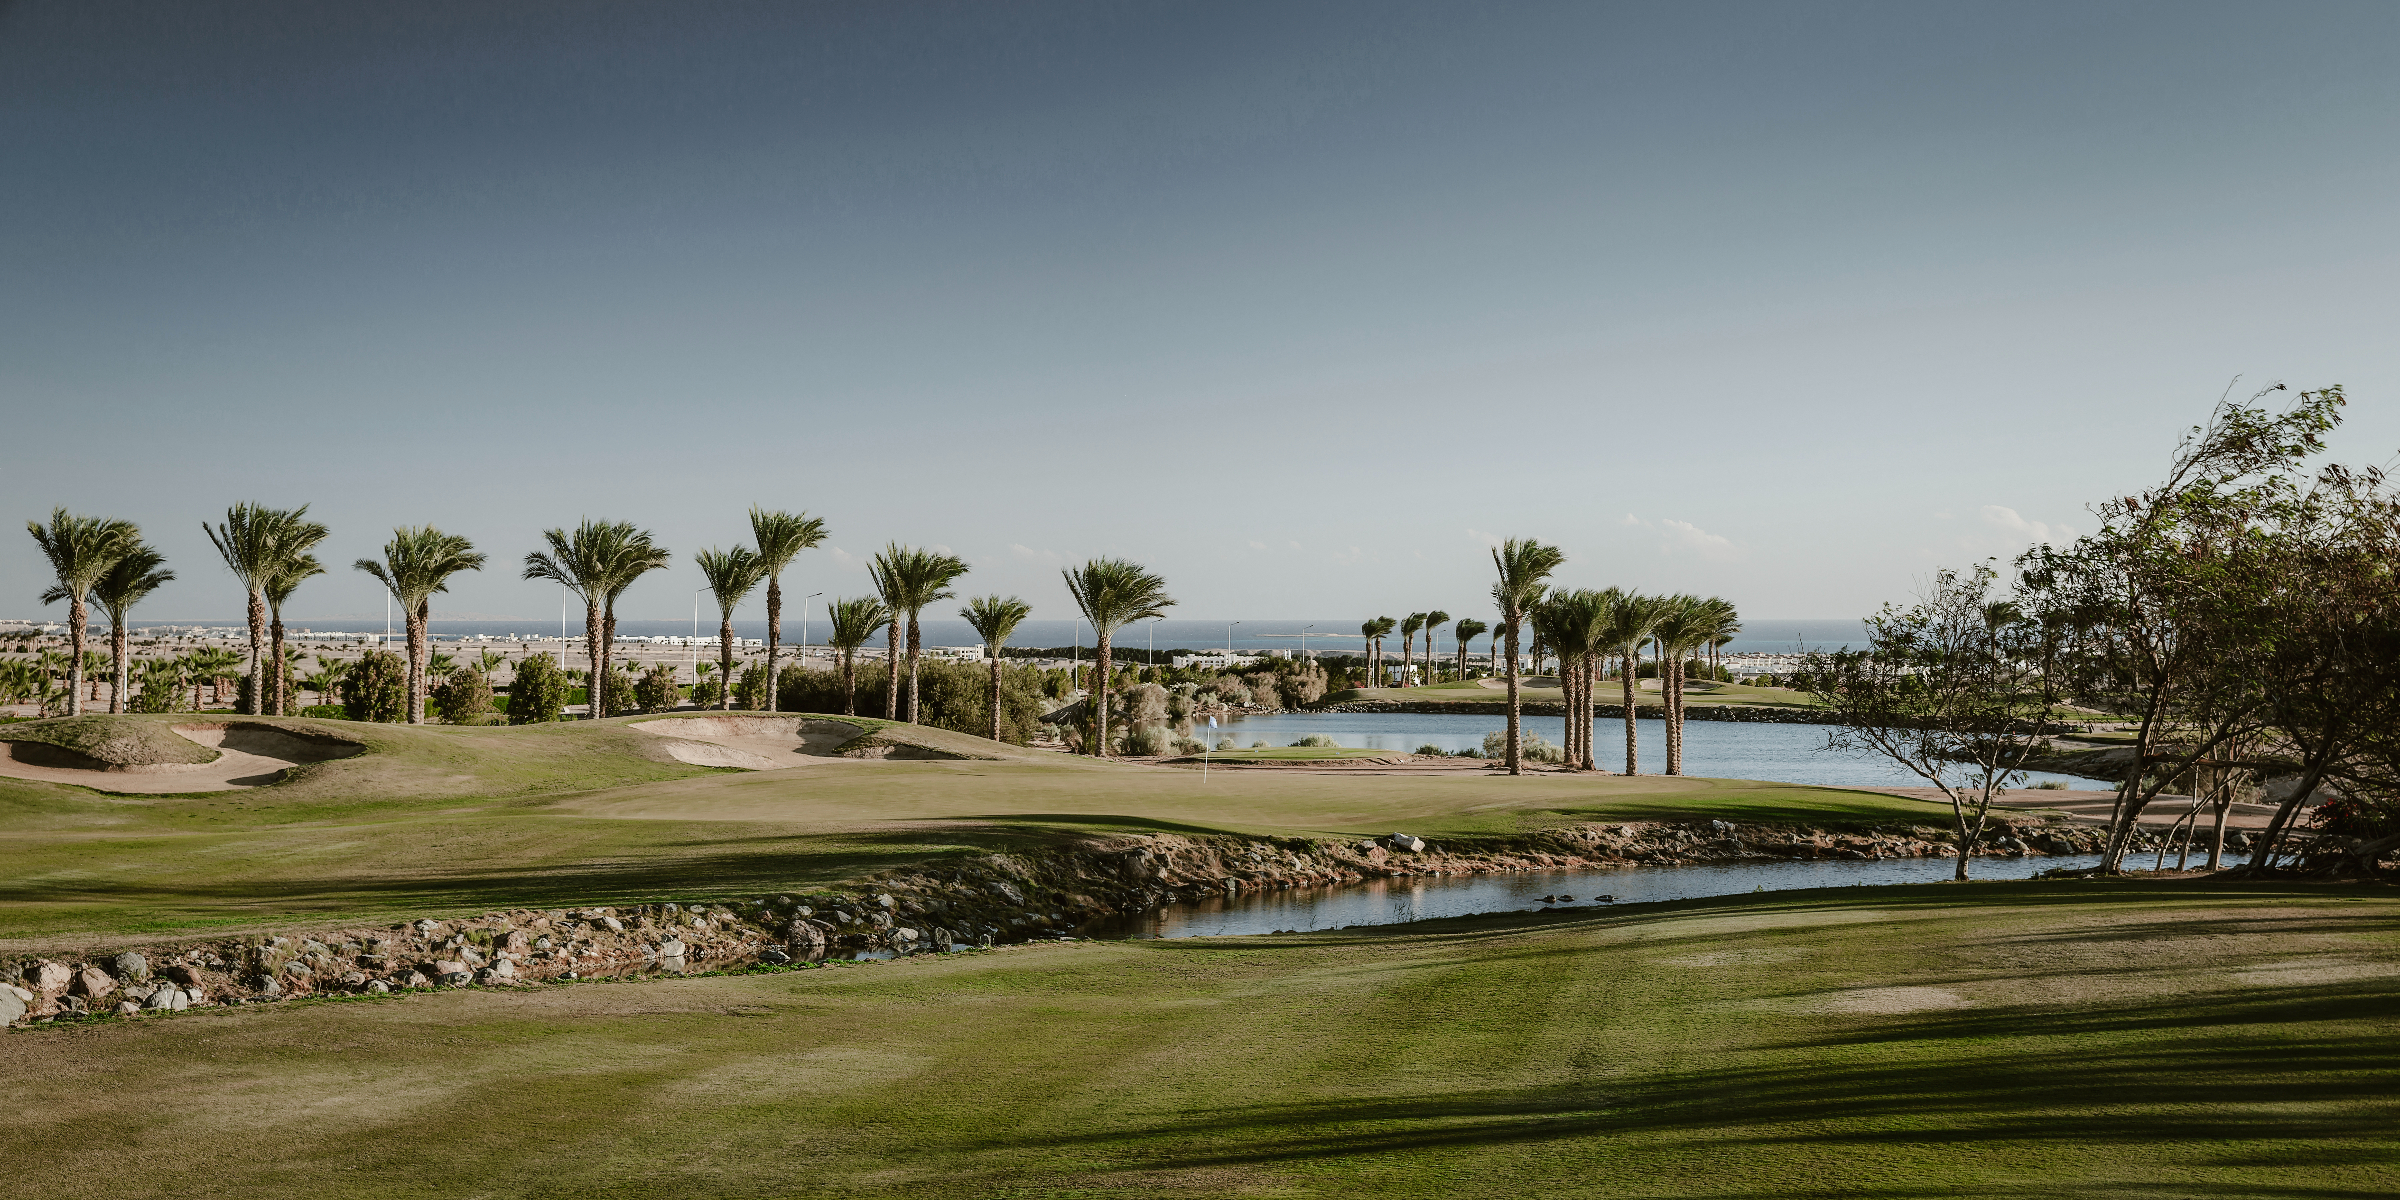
[1184,745,1418,760]
[3,882,2391,1198]
[0,714,1964,948]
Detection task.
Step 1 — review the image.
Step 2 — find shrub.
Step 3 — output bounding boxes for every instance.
[131,661,185,714]
[1250,740,1267,749]
[1414,744,1445,756]
[1481,729,1562,762]
[1121,725,1168,755]
[1291,734,1338,747]
[777,660,1050,745]
[341,650,406,723]
[430,667,493,724]
[1170,736,1206,755]
[733,664,769,710]
[1216,738,1235,751]
[634,663,680,714]
[600,666,639,717]
[508,655,567,724]
[693,676,724,708]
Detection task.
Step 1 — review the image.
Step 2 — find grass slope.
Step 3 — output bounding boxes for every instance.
[0,715,222,766]
[3,882,2391,1198]
[0,714,1962,950]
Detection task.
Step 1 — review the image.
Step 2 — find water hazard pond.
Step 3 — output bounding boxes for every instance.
[1081,853,2107,941]
[1210,711,2116,789]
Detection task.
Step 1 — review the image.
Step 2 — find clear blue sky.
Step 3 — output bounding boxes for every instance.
[5,1,2395,626]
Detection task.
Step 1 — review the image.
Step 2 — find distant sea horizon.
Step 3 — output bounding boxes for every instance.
[46,617,1877,656]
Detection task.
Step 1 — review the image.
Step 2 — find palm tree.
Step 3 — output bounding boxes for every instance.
[1532,591,1604,770]
[203,504,319,715]
[262,540,327,716]
[1061,558,1175,756]
[1452,617,1488,681]
[1489,538,1565,775]
[1421,609,1450,685]
[825,597,892,717]
[524,521,658,719]
[1648,596,1715,776]
[599,530,670,716]
[76,543,172,715]
[355,527,488,725]
[1598,590,1663,776]
[1398,613,1424,688]
[748,509,828,714]
[695,546,767,711]
[961,595,1033,742]
[26,508,137,718]
[869,545,969,724]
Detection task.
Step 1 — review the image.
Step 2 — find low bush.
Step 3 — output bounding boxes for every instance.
[341,651,406,723]
[1414,743,1445,756]
[1291,734,1338,747]
[430,667,493,724]
[507,655,567,724]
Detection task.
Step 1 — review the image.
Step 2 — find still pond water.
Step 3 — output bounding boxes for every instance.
[1212,712,2116,790]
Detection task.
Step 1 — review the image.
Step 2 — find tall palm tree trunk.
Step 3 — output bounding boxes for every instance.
[884,624,900,720]
[599,605,618,720]
[269,607,287,716]
[719,617,736,710]
[1621,651,1639,775]
[841,649,857,716]
[1401,632,1413,688]
[764,577,782,713]
[243,589,266,715]
[581,602,603,719]
[1094,631,1114,755]
[989,657,1004,741]
[66,600,89,718]
[1503,620,1522,775]
[1665,648,1684,775]
[906,615,922,723]
[407,599,428,724]
[109,621,128,715]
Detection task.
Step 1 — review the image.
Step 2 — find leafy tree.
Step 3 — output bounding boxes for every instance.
[26,508,138,718]
[696,545,767,710]
[355,527,487,725]
[1806,564,2067,879]
[824,597,891,717]
[2020,386,2341,871]
[430,666,494,724]
[203,503,324,715]
[507,654,568,724]
[732,663,769,711]
[748,508,827,713]
[342,649,408,723]
[83,542,172,715]
[1061,558,1176,757]
[869,544,969,724]
[960,594,1033,742]
[1489,538,1565,775]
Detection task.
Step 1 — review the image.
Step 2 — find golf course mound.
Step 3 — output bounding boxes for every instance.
[0,717,362,793]
[628,714,871,768]
[626,712,1033,766]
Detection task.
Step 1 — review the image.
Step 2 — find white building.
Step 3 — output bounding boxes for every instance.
[1172,652,1261,670]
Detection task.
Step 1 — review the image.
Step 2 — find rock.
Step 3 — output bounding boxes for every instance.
[474,967,502,986]
[256,977,283,998]
[1385,833,1426,853]
[432,959,469,978]
[115,1000,142,1016]
[656,939,686,959]
[760,946,791,964]
[893,927,920,943]
[504,930,530,953]
[460,946,487,967]
[978,934,994,948]
[441,971,472,987]
[2,983,30,1004]
[0,990,24,1026]
[23,961,65,994]
[413,919,441,936]
[365,980,390,994]
[492,959,517,979]
[601,916,625,933]
[169,963,208,988]
[144,987,180,1011]
[169,988,192,1010]
[113,951,150,982]
[875,893,896,909]
[72,966,116,999]
[401,971,430,988]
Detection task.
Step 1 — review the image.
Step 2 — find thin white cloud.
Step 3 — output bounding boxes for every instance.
[1658,518,1741,561]
[1248,539,1268,551]
[1008,543,1064,566]
[1465,528,1507,548]
[1618,514,1647,528]
[1980,505,2074,547]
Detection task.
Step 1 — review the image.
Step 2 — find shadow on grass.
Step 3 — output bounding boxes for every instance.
[951,982,2400,1193]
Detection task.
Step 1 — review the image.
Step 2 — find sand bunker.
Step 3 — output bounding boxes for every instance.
[630,715,874,770]
[0,722,361,793]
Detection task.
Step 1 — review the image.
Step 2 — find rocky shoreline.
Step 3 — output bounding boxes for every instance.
[7,815,2226,1030]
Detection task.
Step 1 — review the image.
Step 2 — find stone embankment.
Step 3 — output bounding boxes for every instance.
[6,816,2221,1029]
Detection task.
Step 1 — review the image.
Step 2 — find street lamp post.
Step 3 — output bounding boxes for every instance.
[800,593,821,662]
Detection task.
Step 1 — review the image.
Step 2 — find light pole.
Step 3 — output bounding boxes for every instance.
[800,593,821,662]
[692,588,704,692]
[1302,624,1314,665]
[1227,621,1240,662]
